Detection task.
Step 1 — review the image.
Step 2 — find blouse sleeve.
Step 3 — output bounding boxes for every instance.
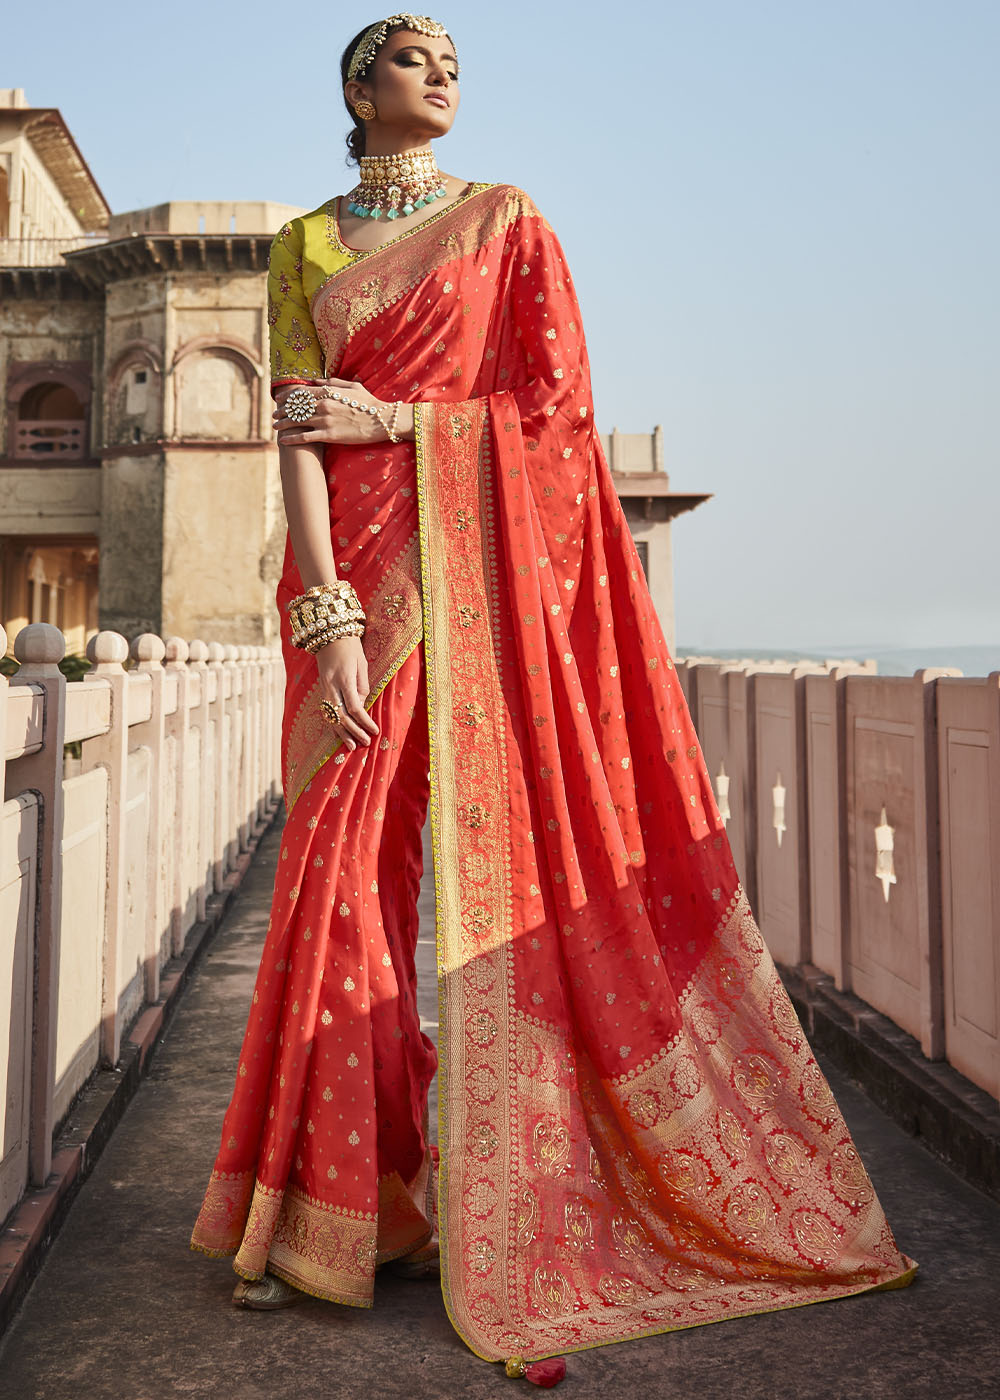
[267,219,324,385]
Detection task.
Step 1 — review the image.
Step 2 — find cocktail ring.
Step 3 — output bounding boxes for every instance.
[284,386,318,423]
[319,698,343,725]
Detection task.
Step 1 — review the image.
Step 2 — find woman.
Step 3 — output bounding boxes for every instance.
[191,12,916,1376]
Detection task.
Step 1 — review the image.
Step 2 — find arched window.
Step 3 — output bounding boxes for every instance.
[11,377,88,459]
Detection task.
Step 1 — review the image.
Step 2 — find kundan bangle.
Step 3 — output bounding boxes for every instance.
[303,621,364,653]
[288,581,366,649]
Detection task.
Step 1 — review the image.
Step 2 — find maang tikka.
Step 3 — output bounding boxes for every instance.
[346,13,454,82]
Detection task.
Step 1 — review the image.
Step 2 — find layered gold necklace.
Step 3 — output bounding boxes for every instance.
[346,148,448,222]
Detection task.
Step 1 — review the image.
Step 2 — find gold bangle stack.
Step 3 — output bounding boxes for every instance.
[288,581,366,653]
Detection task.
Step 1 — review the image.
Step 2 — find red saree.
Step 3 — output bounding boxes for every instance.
[191,182,916,1363]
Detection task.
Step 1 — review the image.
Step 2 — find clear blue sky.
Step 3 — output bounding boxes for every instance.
[6,0,997,654]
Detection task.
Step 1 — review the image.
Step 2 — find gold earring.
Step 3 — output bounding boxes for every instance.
[354,99,376,121]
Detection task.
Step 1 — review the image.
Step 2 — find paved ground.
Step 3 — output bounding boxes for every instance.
[2,815,998,1400]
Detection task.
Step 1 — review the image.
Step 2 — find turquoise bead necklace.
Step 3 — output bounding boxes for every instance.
[346,148,448,222]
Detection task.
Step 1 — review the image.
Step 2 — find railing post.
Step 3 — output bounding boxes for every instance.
[222,645,240,868]
[227,645,249,853]
[82,631,130,1068]
[207,642,227,891]
[130,634,166,1004]
[164,638,191,955]
[251,647,265,828]
[187,640,210,923]
[9,623,66,1186]
[238,646,255,843]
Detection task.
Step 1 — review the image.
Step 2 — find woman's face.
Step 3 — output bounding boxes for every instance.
[352,29,460,138]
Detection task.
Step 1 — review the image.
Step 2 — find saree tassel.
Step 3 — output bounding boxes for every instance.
[505,1356,567,1387]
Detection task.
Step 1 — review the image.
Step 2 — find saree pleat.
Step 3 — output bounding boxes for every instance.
[192,181,915,1357]
[191,644,437,1303]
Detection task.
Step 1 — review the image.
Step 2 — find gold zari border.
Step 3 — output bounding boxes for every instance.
[414,399,916,1366]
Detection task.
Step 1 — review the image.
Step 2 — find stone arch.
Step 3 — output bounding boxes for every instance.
[106,341,164,446]
[6,361,91,460]
[170,338,262,442]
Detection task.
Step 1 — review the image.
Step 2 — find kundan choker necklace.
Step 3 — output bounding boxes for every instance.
[346,149,448,221]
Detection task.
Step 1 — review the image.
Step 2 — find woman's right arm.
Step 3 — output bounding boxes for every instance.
[277,442,378,750]
[268,221,378,750]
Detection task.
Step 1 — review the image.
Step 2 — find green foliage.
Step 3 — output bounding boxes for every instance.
[0,652,92,680]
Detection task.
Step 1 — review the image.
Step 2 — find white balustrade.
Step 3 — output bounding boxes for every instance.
[678,657,998,1103]
[1,623,283,1225]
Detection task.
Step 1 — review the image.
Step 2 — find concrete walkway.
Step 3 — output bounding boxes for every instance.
[2,816,998,1400]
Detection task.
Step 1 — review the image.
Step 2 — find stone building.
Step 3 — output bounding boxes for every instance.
[0,89,708,658]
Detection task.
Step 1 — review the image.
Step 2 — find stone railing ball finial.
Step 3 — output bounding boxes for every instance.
[14,622,67,673]
[131,634,167,669]
[86,631,129,671]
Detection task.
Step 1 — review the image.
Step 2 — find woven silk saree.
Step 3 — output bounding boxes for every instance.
[192,182,916,1364]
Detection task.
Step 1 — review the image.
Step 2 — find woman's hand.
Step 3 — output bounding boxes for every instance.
[316,633,379,750]
[273,378,417,445]
[273,377,391,448]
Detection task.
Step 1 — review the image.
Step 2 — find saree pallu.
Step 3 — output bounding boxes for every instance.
[192,183,916,1361]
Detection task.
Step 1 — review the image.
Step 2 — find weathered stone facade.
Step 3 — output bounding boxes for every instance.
[1,137,302,647]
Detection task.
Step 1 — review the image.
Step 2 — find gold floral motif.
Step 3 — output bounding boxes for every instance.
[791,1207,843,1266]
[689,1000,725,1045]
[468,1063,500,1104]
[732,1052,784,1113]
[799,1059,837,1124]
[763,1130,813,1191]
[716,957,747,1003]
[516,1185,539,1246]
[625,1089,662,1129]
[460,699,487,727]
[670,1053,703,1100]
[598,1273,648,1307]
[829,1141,875,1208]
[564,1199,594,1252]
[531,1116,571,1176]
[462,904,495,939]
[588,1144,608,1191]
[716,1108,751,1164]
[661,1262,715,1293]
[658,1149,715,1202]
[532,1265,572,1320]
[466,1238,498,1275]
[458,604,483,627]
[769,982,802,1043]
[467,1010,499,1047]
[622,1157,656,1201]
[468,1120,499,1160]
[611,1211,652,1263]
[725,1180,776,1245]
[464,1176,500,1221]
[462,800,488,829]
[383,593,406,619]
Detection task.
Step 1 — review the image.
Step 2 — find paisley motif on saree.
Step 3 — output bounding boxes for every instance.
[193,183,915,1354]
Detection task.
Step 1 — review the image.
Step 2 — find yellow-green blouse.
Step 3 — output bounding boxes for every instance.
[267,202,353,381]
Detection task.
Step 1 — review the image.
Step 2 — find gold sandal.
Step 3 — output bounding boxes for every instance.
[232,1272,305,1309]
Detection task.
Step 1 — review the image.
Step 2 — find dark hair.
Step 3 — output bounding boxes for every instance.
[341,22,379,166]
